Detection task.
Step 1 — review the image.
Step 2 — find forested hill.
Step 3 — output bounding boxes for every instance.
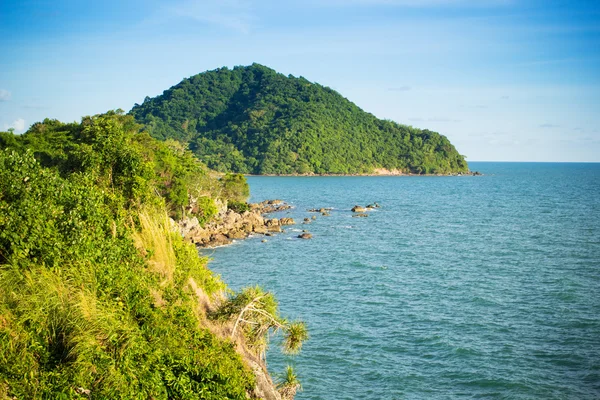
[130,63,468,175]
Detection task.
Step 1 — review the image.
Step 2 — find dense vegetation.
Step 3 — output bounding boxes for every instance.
[130,63,468,175]
[0,112,302,399]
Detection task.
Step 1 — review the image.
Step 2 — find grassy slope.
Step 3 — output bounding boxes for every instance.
[0,112,260,399]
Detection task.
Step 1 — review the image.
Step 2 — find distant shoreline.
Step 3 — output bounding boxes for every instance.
[244,171,481,177]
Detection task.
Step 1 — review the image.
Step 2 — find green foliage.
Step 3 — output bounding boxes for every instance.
[0,118,260,398]
[210,286,308,361]
[227,200,250,214]
[195,196,219,226]
[277,366,301,400]
[0,112,249,221]
[219,173,250,202]
[130,63,469,175]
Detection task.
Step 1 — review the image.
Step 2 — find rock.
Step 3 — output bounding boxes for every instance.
[241,222,253,233]
[208,233,231,247]
[352,213,368,218]
[351,205,367,212]
[268,199,284,205]
[321,211,330,216]
[266,224,282,233]
[261,239,267,243]
[303,217,311,222]
[265,218,280,227]
[308,207,331,212]
[245,212,265,227]
[311,215,317,220]
[265,232,273,237]
[298,233,312,239]
[279,217,295,225]
[253,225,268,234]
[226,230,247,239]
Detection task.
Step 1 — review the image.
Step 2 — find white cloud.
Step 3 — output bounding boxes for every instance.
[0,89,11,101]
[4,118,26,133]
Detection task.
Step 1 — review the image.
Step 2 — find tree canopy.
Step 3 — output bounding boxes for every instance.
[130,63,468,175]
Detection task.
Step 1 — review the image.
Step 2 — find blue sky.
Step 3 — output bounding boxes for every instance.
[1,0,599,161]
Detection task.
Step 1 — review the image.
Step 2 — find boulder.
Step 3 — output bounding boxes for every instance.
[298,233,312,239]
[240,222,253,233]
[352,213,368,218]
[253,225,268,234]
[265,218,280,227]
[279,217,295,225]
[208,234,231,247]
[226,230,247,240]
[352,205,367,213]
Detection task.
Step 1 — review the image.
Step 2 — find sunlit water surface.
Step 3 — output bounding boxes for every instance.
[205,162,600,399]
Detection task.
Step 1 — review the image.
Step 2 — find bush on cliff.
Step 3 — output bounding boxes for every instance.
[0,112,297,399]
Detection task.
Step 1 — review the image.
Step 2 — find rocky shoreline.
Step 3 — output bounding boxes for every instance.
[177,200,389,248]
[178,200,296,248]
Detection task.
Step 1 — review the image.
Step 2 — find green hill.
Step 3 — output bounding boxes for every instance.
[130,64,468,175]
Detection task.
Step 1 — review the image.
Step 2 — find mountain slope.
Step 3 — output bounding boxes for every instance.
[130,64,468,175]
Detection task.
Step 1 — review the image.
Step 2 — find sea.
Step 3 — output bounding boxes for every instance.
[204,162,600,399]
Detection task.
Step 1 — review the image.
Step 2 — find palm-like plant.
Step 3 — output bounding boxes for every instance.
[277,365,301,400]
[210,286,308,360]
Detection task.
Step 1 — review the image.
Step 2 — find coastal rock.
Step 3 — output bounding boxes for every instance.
[226,230,247,240]
[308,207,331,212]
[351,205,367,213]
[253,225,268,234]
[352,213,368,218]
[208,233,231,247]
[240,222,253,233]
[267,225,282,233]
[298,233,312,239]
[265,218,280,227]
[259,200,292,213]
[180,199,294,247]
[311,215,317,220]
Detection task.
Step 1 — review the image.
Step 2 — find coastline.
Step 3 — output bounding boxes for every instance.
[245,170,481,177]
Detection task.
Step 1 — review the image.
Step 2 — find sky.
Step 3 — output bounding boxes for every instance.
[1,0,599,162]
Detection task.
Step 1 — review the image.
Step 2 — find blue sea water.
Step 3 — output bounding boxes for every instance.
[205,162,600,399]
